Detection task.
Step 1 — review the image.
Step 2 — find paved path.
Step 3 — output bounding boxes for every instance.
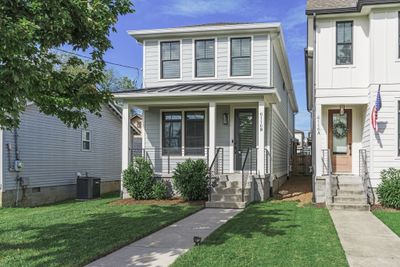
[86,208,241,267]
[330,210,400,267]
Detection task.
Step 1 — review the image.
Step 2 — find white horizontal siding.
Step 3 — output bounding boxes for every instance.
[2,104,123,190]
[144,34,270,87]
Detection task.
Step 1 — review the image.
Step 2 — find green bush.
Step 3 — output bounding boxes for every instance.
[172,159,208,201]
[123,157,154,200]
[377,168,400,209]
[152,181,168,200]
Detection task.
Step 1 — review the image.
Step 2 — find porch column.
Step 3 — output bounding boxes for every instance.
[257,100,265,175]
[121,102,131,198]
[208,102,216,166]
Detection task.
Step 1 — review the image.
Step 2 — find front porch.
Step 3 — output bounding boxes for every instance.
[116,82,281,205]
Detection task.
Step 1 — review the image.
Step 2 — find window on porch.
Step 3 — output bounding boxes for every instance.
[162,111,205,156]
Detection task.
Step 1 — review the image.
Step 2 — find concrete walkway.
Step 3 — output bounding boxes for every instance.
[86,208,241,267]
[330,210,400,267]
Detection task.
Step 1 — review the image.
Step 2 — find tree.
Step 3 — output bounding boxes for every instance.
[97,68,137,92]
[0,0,133,130]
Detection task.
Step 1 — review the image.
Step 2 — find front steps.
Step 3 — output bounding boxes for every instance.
[205,173,251,209]
[328,175,370,211]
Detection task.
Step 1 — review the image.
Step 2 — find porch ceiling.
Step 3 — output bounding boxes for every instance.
[114,82,279,106]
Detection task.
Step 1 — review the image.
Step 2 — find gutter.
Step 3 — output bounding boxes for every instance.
[306,0,400,15]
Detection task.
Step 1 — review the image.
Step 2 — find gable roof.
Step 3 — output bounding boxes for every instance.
[306,0,400,15]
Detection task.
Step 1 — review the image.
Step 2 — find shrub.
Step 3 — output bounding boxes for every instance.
[123,157,154,200]
[377,168,400,209]
[172,159,208,201]
[152,181,168,200]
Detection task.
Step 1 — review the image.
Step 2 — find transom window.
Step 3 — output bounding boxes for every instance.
[160,41,180,79]
[230,37,251,76]
[162,111,205,156]
[336,21,353,65]
[195,39,215,78]
[82,130,91,151]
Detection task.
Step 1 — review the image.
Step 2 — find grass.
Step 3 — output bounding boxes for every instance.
[373,210,400,237]
[0,194,202,267]
[173,201,348,267]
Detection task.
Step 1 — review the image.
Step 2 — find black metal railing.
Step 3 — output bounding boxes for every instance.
[131,147,209,174]
[208,148,224,201]
[322,149,333,204]
[241,148,251,202]
[264,148,271,174]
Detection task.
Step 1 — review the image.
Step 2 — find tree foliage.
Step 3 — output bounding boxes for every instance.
[0,0,133,130]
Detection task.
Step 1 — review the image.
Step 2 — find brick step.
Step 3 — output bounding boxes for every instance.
[328,203,370,211]
[211,193,249,202]
[205,201,247,209]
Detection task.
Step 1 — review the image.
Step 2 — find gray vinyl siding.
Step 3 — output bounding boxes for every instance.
[144,34,271,87]
[272,109,289,176]
[2,104,123,191]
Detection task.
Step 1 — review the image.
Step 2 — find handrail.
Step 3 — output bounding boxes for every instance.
[241,148,251,202]
[208,148,223,201]
[322,149,333,204]
[359,149,373,204]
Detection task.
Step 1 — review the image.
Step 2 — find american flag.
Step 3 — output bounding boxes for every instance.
[371,85,382,132]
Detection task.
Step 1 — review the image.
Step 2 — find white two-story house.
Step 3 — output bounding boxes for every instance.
[306,0,400,210]
[115,23,298,208]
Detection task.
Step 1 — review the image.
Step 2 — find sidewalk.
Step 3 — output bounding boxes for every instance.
[86,208,241,267]
[330,210,400,267]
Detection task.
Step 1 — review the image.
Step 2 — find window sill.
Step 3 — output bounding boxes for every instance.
[228,75,253,79]
[332,64,356,69]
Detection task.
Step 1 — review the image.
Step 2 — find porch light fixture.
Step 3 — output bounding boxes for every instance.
[340,105,345,116]
[223,112,229,125]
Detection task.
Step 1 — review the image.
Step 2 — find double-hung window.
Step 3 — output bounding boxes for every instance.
[82,130,91,151]
[162,111,205,156]
[230,37,251,76]
[160,41,180,79]
[195,39,215,78]
[336,21,353,65]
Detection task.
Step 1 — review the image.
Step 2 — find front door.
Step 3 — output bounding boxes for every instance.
[234,109,256,171]
[328,109,352,173]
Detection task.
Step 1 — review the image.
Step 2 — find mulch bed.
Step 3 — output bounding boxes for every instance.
[111,198,205,206]
[371,204,400,212]
[275,175,313,205]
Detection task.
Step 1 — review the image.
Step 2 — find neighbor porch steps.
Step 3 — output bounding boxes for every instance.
[205,173,250,209]
[328,175,370,211]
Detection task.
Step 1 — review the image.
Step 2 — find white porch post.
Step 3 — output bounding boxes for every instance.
[208,102,216,166]
[257,100,265,175]
[121,102,131,198]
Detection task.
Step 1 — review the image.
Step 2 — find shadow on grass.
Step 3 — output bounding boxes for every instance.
[0,204,200,267]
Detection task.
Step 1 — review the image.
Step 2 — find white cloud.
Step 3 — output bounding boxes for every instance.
[162,0,247,17]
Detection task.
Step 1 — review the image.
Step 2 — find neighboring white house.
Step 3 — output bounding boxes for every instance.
[115,22,298,208]
[306,0,400,209]
[0,103,140,207]
[295,130,305,150]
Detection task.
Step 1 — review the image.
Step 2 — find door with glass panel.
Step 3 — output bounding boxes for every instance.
[328,109,352,173]
[234,109,256,171]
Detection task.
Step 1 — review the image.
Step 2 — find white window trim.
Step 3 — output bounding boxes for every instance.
[333,20,356,68]
[81,130,92,152]
[158,39,183,81]
[192,37,218,80]
[159,108,208,159]
[228,35,254,79]
[396,98,400,160]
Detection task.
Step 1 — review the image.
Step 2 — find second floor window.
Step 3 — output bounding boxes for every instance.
[231,37,251,76]
[161,41,180,79]
[336,21,353,65]
[195,39,215,77]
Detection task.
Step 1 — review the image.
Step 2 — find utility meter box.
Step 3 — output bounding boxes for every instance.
[14,160,24,172]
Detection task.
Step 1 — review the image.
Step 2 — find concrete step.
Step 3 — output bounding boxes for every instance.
[336,176,363,184]
[337,184,364,190]
[205,201,247,209]
[334,195,368,204]
[212,187,250,195]
[328,203,370,211]
[336,189,365,196]
[219,181,241,188]
[211,193,249,202]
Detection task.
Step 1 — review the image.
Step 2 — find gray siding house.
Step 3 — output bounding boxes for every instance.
[115,23,298,208]
[0,103,139,207]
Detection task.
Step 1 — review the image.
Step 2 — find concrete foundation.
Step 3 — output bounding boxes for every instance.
[0,180,120,207]
[315,176,326,203]
[271,174,289,194]
[252,175,271,201]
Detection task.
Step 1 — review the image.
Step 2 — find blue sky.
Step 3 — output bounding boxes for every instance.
[89,0,310,132]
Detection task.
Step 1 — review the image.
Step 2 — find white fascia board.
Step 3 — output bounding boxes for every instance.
[128,23,281,43]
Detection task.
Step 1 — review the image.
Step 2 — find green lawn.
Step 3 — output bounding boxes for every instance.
[374,210,400,237]
[0,194,202,267]
[173,201,348,267]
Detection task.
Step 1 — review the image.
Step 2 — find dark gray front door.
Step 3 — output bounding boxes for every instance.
[234,109,256,171]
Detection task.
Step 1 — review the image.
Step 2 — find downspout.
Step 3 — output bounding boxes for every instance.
[312,13,317,203]
[13,129,23,207]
